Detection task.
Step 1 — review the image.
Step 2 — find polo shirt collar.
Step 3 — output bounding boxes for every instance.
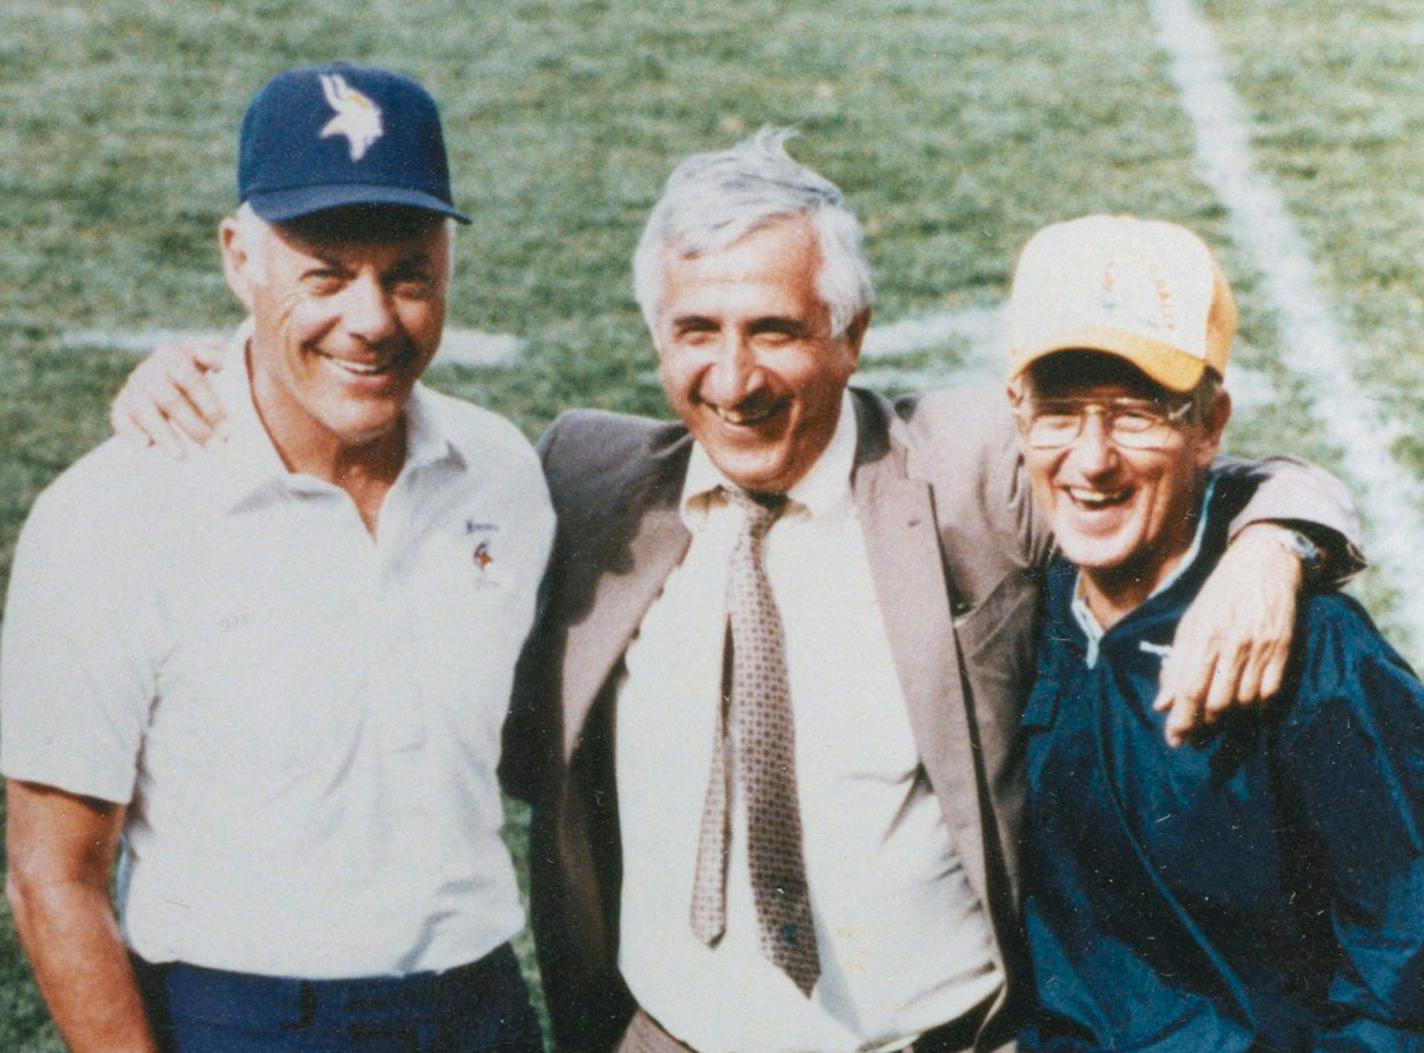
[680,389,857,528]
[210,320,464,513]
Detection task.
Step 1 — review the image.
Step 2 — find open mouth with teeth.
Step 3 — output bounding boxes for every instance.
[1066,486,1133,510]
[315,348,407,381]
[708,400,786,428]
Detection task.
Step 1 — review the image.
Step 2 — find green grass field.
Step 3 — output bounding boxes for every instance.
[2,1,1421,1047]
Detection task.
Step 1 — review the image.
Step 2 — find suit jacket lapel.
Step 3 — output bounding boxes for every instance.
[851,393,993,915]
[562,446,692,758]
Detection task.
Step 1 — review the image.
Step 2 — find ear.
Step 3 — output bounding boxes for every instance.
[843,306,872,365]
[220,217,257,313]
[1194,388,1232,468]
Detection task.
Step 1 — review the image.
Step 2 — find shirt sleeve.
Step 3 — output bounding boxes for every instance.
[0,477,157,804]
[1275,598,1424,1049]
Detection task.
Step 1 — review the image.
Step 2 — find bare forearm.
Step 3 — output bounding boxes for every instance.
[8,876,158,1053]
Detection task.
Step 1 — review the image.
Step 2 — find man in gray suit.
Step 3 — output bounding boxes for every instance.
[502,130,1360,1053]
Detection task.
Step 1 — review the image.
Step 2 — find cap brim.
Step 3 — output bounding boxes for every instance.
[247,184,471,224]
[1007,326,1207,393]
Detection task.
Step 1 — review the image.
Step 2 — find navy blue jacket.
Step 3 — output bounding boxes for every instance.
[1021,485,1424,1052]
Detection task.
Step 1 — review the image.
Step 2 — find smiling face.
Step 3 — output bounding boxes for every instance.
[654,216,867,494]
[221,207,449,472]
[1019,353,1229,608]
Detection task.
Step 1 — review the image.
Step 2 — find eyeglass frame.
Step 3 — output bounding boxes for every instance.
[1011,395,1198,450]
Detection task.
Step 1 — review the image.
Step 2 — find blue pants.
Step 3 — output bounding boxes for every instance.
[133,943,544,1052]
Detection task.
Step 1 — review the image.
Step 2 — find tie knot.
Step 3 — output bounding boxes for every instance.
[722,487,788,536]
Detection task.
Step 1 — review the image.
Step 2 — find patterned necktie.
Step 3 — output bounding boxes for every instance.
[690,487,821,997]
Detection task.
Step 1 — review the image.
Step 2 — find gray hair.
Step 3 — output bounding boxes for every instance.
[231,202,456,284]
[632,127,874,338]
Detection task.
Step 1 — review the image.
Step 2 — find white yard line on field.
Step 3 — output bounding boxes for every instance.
[860,304,1005,360]
[58,327,526,369]
[1151,0,1424,649]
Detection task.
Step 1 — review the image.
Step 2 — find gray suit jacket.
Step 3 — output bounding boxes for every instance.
[504,385,1361,1053]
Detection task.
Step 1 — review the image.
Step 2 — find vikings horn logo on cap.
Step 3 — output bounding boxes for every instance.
[319,74,384,162]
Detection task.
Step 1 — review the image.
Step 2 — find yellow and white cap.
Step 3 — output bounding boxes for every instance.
[1006,214,1236,393]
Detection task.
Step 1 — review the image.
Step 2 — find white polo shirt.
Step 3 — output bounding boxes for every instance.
[0,339,554,978]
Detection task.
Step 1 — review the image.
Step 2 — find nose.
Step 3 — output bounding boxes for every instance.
[1067,409,1118,478]
[340,272,398,344]
[700,332,761,406]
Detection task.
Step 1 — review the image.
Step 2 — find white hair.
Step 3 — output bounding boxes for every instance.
[231,202,456,283]
[632,127,874,338]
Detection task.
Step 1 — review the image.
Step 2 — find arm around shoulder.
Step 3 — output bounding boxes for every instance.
[1214,454,1366,585]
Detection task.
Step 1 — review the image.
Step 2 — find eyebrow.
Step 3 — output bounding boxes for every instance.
[670,314,719,331]
[299,249,436,273]
[300,251,350,272]
[387,251,437,273]
[748,316,809,336]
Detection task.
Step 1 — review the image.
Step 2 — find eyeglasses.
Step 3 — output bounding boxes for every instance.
[1013,396,1195,450]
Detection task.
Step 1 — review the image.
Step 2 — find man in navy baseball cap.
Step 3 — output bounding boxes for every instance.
[2,63,552,1053]
[239,61,471,223]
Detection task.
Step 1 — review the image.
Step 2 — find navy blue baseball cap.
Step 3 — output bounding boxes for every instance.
[237,62,470,224]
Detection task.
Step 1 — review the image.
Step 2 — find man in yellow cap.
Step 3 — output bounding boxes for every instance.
[1006,215,1424,1051]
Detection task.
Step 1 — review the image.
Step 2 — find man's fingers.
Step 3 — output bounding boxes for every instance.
[1234,633,1293,708]
[1160,649,1213,746]
[190,337,227,371]
[169,354,227,438]
[111,337,230,448]
[1259,645,1288,700]
[1164,687,1204,747]
[110,392,152,452]
[128,401,188,461]
[151,380,219,447]
[1233,648,1267,709]
[1203,640,1246,715]
[1256,625,1294,701]
[1153,650,1185,712]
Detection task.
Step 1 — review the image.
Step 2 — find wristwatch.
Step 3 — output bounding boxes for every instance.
[1260,524,1322,574]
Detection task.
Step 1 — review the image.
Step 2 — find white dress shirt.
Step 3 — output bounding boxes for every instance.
[0,337,554,978]
[616,393,1001,1053]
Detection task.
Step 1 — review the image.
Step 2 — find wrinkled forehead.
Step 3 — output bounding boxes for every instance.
[1025,350,1173,401]
[658,216,825,311]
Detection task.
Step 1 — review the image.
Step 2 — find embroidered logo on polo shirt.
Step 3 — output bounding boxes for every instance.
[462,518,504,589]
[1140,640,1173,660]
[471,539,505,590]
